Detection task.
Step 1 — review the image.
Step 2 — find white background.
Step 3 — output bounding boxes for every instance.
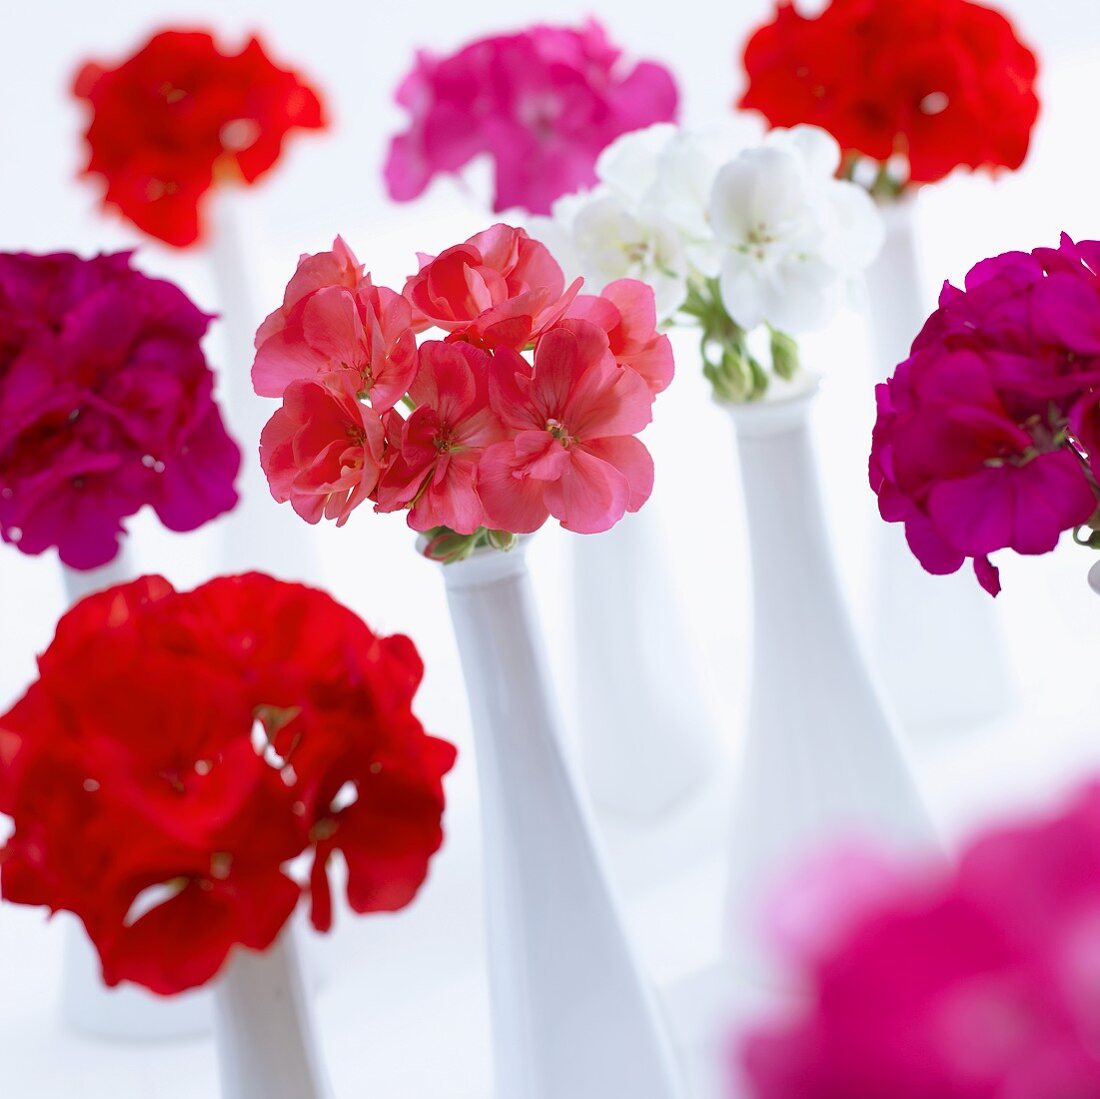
[3,1,1100,1095]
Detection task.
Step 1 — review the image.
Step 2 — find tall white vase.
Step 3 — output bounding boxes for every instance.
[724,382,938,981]
[572,507,717,817]
[207,193,317,582]
[864,199,1012,732]
[214,932,331,1099]
[59,551,213,1039]
[441,543,684,1099]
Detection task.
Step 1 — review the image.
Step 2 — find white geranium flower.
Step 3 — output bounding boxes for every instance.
[594,123,679,207]
[536,188,689,321]
[709,135,883,334]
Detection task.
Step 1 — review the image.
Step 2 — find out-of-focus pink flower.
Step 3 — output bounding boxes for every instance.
[565,278,674,395]
[737,781,1100,1099]
[384,20,678,215]
[0,250,239,569]
[252,238,418,410]
[479,321,655,534]
[403,224,582,351]
[375,342,505,534]
[259,373,385,525]
[870,234,1100,595]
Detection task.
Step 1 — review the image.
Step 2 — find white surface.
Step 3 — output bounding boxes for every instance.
[1,2,1100,1096]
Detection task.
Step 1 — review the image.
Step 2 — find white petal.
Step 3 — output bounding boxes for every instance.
[823,180,885,271]
[709,148,810,246]
[718,253,768,331]
[766,125,842,179]
[595,123,678,205]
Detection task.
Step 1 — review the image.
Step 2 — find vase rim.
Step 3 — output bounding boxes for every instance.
[722,373,821,435]
[426,535,532,588]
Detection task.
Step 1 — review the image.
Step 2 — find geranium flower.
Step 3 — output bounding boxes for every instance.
[736,780,1100,1098]
[709,129,881,333]
[479,321,654,533]
[0,574,456,992]
[253,238,419,410]
[384,20,678,215]
[259,373,386,526]
[739,0,1040,192]
[73,29,326,246]
[870,235,1100,594]
[564,279,675,395]
[0,250,240,570]
[532,121,882,399]
[254,223,663,553]
[374,342,506,534]
[403,223,582,351]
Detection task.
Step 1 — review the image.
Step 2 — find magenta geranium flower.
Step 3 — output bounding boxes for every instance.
[870,234,1100,595]
[384,20,679,215]
[0,251,240,569]
[736,780,1100,1098]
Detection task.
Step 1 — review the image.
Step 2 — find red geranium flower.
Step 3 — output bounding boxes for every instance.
[73,29,327,247]
[0,574,456,994]
[739,0,1040,189]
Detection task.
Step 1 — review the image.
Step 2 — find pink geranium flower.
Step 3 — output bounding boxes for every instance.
[736,781,1100,1099]
[384,20,678,215]
[870,234,1100,595]
[253,238,418,410]
[479,321,654,534]
[0,250,240,569]
[565,278,675,395]
[259,373,385,525]
[375,342,505,534]
[403,223,581,351]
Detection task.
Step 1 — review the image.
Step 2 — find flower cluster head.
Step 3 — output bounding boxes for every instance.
[384,19,679,216]
[0,573,455,994]
[870,234,1100,596]
[253,225,670,559]
[739,0,1040,197]
[0,250,240,570]
[737,780,1100,1098]
[532,121,882,401]
[73,28,326,246]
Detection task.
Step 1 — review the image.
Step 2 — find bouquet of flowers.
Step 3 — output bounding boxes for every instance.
[73,28,326,246]
[252,223,672,559]
[738,0,1040,200]
[737,780,1100,1096]
[0,250,240,569]
[530,122,883,401]
[870,235,1100,596]
[0,572,455,994]
[384,20,678,216]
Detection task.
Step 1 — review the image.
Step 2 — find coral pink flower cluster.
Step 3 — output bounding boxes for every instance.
[870,234,1100,595]
[253,225,671,551]
[384,20,679,215]
[737,780,1100,1097]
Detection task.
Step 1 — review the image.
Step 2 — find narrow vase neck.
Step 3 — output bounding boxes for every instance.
[866,198,926,382]
[214,932,330,1099]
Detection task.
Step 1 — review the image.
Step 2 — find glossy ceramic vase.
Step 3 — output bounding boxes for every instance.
[864,198,1012,732]
[724,380,939,980]
[214,932,331,1099]
[441,541,684,1099]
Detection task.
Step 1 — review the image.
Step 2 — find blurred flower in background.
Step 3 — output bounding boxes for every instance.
[736,781,1100,1097]
[73,29,327,246]
[384,19,679,215]
[739,0,1040,198]
[0,250,240,570]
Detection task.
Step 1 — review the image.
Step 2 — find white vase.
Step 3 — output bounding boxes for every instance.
[864,198,1012,732]
[214,932,331,1099]
[724,382,938,981]
[58,550,213,1039]
[571,507,717,817]
[207,193,317,582]
[440,542,684,1099]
